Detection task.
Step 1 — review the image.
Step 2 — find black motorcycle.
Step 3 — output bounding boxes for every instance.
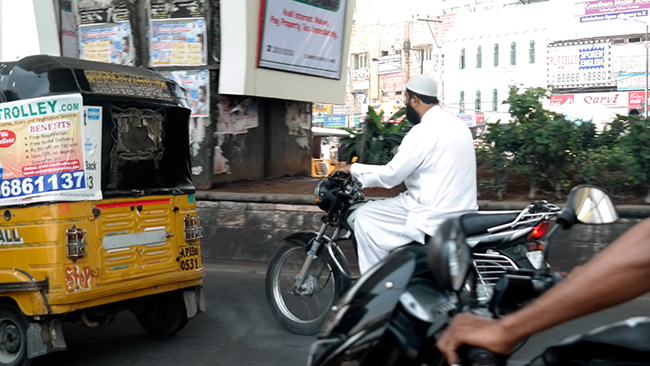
[265,173,559,335]
[307,185,648,366]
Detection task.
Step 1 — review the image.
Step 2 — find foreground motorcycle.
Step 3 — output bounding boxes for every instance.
[265,173,559,335]
[307,185,643,366]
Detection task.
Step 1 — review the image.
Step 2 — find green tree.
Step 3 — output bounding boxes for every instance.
[506,86,577,199]
[620,114,650,203]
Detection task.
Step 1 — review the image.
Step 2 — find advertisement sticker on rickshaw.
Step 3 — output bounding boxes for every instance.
[0,94,102,206]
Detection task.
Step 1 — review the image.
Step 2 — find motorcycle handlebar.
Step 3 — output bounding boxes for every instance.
[458,346,507,366]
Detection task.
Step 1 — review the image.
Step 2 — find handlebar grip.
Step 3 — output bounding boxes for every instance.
[458,346,506,366]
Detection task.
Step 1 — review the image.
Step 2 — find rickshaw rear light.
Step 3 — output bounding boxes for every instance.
[66,225,88,260]
[184,214,203,244]
[527,221,550,241]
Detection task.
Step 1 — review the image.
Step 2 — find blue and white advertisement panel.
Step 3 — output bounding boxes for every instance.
[258,0,348,79]
[548,41,613,88]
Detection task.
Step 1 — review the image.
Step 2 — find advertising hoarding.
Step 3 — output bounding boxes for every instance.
[258,0,348,79]
[548,42,612,88]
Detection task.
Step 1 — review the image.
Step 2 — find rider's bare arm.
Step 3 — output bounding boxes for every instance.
[437,217,650,364]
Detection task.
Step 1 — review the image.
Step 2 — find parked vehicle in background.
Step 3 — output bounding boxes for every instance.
[0,55,205,365]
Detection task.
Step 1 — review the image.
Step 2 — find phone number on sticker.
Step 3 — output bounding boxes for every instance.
[554,71,609,84]
[0,171,86,199]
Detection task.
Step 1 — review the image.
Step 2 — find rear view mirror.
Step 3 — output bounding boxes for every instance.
[558,185,618,228]
[426,218,471,292]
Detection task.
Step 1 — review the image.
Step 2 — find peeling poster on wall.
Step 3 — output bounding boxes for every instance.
[216,97,258,136]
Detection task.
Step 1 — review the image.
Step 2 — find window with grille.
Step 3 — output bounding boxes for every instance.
[475,90,481,111]
[492,89,498,111]
[460,91,465,114]
[493,44,499,67]
[529,40,535,64]
[477,46,482,68]
[460,48,466,69]
[510,42,516,66]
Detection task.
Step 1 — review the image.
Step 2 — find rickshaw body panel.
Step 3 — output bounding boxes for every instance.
[0,56,205,331]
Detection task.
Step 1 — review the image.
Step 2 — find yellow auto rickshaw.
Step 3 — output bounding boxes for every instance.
[0,55,204,365]
[310,127,351,177]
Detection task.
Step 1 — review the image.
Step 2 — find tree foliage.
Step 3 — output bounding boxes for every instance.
[340,106,411,164]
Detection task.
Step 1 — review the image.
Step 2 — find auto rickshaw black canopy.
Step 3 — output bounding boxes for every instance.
[0,55,195,198]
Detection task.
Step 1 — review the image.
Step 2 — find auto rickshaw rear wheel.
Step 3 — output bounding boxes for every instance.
[135,291,188,336]
[0,305,30,366]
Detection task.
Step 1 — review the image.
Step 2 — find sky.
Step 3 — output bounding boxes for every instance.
[353,0,442,24]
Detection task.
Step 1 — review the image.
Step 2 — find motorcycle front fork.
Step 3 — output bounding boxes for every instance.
[293,223,344,290]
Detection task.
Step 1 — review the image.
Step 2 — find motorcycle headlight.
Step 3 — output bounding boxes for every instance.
[314,179,336,212]
[426,217,471,292]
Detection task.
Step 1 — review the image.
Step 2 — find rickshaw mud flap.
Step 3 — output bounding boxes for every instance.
[27,317,66,359]
[183,286,205,319]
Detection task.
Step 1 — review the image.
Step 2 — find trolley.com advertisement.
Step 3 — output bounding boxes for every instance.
[0,94,102,206]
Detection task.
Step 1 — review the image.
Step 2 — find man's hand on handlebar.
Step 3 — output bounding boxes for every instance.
[436,314,516,365]
[330,162,351,177]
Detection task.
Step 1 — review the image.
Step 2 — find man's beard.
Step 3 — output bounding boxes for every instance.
[406,105,421,125]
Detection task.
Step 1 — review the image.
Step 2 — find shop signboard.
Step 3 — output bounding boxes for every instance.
[580,0,650,23]
[617,73,650,90]
[322,114,347,128]
[381,72,407,93]
[376,55,402,75]
[352,68,370,91]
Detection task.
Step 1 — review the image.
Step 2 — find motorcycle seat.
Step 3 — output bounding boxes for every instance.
[460,211,521,237]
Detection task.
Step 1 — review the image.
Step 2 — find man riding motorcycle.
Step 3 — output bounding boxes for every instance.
[332,74,477,274]
[437,217,650,364]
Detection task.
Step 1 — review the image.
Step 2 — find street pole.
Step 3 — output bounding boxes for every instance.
[420,48,424,74]
[646,24,648,118]
[643,24,648,119]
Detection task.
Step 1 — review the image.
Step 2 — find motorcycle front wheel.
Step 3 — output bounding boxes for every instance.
[265,239,347,335]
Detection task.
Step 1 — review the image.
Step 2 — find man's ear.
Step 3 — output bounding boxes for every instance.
[410,95,422,107]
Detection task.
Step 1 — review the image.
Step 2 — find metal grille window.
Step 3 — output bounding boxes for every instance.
[510,42,517,66]
[493,43,499,67]
[475,90,481,111]
[460,48,466,69]
[476,46,482,68]
[529,40,535,64]
[460,91,465,114]
[492,89,498,111]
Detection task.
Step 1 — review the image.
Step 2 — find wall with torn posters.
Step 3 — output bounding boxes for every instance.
[212,96,311,182]
[61,0,314,188]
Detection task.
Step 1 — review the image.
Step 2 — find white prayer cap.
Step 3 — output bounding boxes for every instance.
[405,75,438,97]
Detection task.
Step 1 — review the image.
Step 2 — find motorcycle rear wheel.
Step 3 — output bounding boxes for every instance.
[265,239,347,335]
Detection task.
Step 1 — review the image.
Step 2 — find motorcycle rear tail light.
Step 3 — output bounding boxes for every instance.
[527,221,549,242]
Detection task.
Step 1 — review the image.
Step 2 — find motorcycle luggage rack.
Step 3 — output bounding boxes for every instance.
[487,202,560,233]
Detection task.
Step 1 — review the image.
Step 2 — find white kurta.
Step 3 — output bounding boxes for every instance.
[350,105,478,273]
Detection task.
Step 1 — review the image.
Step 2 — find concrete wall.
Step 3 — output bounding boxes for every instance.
[197,199,342,263]
[213,97,312,183]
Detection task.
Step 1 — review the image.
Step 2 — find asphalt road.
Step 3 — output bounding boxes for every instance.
[33,219,649,366]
